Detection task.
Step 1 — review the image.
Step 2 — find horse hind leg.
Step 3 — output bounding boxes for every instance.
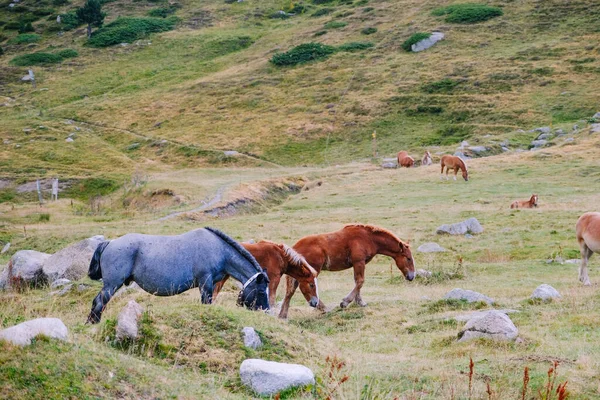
[87,283,123,324]
[278,275,299,319]
[579,243,593,286]
[341,262,366,308]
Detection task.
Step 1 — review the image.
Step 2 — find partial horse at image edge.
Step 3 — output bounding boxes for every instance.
[576,212,600,286]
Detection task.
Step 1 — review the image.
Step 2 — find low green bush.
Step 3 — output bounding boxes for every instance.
[147,6,177,18]
[361,26,377,35]
[270,11,291,19]
[10,52,63,66]
[421,78,461,93]
[313,0,335,4]
[288,3,309,13]
[4,21,21,30]
[59,12,81,30]
[8,33,41,44]
[33,8,55,16]
[0,46,4,56]
[18,21,35,33]
[56,48,78,58]
[271,42,336,66]
[324,20,347,29]
[88,17,176,47]
[314,30,327,36]
[311,7,333,17]
[402,32,430,52]
[337,41,373,52]
[53,0,70,5]
[431,3,503,24]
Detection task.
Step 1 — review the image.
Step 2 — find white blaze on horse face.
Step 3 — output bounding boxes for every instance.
[314,278,319,300]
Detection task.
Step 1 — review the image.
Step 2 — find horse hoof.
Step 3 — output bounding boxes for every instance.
[357,301,368,307]
[340,301,349,308]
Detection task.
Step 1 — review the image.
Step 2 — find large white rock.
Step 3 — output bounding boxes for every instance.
[453,309,519,322]
[43,235,105,281]
[417,242,446,253]
[116,300,143,340]
[444,288,494,305]
[5,250,51,289]
[531,284,560,301]
[458,310,518,342]
[242,327,262,349]
[0,318,68,346]
[436,217,483,235]
[240,359,315,395]
[411,32,445,52]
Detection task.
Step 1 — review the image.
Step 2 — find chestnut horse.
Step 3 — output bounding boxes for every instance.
[397,151,414,168]
[279,224,415,319]
[576,212,600,285]
[510,194,538,209]
[440,155,468,181]
[422,151,433,166]
[213,240,319,309]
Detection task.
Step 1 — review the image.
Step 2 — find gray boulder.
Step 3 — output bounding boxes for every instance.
[468,146,488,155]
[50,278,71,289]
[458,310,518,342]
[592,111,600,120]
[240,359,315,396]
[242,327,262,349]
[436,217,483,235]
[535,133,552,140]
[411,32,445,52]
[530,139,548,149]
[0,267,6,290]
[43,235,105,281]
[381,162,397,169]
[444,288,494,305]
[415,269,432,278]
[114,282,142,298]
[417,242,446,253]
[531,284,560,301]
[453,309,519,322]
[0,318,68,346]
[453,151,470,159]
[5,250,51,289]
[590,123,600,134]
[116,300,143,341]
[531,126,551,134]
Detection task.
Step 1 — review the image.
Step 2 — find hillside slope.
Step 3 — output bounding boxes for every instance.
[1,0,599,177]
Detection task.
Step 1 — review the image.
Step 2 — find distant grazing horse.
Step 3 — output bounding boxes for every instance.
[510,194,538,209]
[279,224,415,319]
[576,212,600,286]
[397,151,414,168]
[213,240,319,309]
[440,155,468,181]
[86,227,270,323]
[422,151,433,166]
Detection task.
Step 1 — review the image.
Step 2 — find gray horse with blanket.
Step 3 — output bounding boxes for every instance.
[87,227,269,323]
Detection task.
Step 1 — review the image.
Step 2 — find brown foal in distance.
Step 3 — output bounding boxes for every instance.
[576,212,600,286]
[279,224,415,319]
[440,155,468,181]
[397,151,414,168]
[510,194,538,209]
[213,240,319,309]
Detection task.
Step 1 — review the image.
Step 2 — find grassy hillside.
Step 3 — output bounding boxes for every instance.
[1,0,599,180]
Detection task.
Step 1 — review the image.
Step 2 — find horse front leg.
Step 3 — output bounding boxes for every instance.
[212,275,229,301]
[87,283,122,324]
[453,167,458,181]
[278,275,299,319]
[341,262,366,308]
[268,274,281,309]
[579,244,593,286]
[440,164,445,180]
[199,276,215,304]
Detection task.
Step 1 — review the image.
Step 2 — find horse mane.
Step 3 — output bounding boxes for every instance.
[204,227,263,273]
[456,156,467,171]
[259,240,318,277]
[344,224,410,248]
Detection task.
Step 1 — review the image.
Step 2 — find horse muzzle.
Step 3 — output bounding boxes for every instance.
[309,296,319,308]
[406,271,415,281]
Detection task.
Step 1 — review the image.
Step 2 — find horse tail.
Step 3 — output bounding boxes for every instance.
[88,241,110,280]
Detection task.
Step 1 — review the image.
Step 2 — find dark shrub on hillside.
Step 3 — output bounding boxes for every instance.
[5,21,21,30]
[33,8,56,16]
[53,0,70,5]
[289,3,308,13]
[59,12,81,30]
[56,48,78,58]
[18,21,35,33]
[271,42,336,66]
[8,33,41,44]
[147,6,177,18]
[401,32,430,52]
[361,26,377,35]
[421,78,461,93]
[88,17,176,47]
[314,30,327,36]
[0,46,4,56]
[324,20,347,29]
[422,125,472,145]
[337,41,373,52]
[10,52,63,66]
[311,7,333,17]
[313,0,335,4]
[270,11,291,19]
[431,4,503,24]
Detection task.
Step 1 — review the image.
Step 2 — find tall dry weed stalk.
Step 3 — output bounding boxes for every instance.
[322,355,349,400]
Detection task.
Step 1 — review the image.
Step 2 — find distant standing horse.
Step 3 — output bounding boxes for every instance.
[397,151,414,168]
[510,194,538,209]
[86,227,270,323]
[440,155,469,181]
[576,212,600,286]
[422,151,433,166]
[279,224,415,319]
[213,240,320,309]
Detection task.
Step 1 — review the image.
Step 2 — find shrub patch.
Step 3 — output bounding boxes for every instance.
[88,17,176,47]
[271,42,336,66]
[432,3,503,24]
[402,32,431,52]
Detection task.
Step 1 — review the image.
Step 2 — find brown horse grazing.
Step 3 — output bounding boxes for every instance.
[213,240,319,308]
[440,155,468,181]
[397,151,414,168]
[576,212,600,286]
[510,194,538,209]
[279,224,415,319]
[421,151,433,166]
